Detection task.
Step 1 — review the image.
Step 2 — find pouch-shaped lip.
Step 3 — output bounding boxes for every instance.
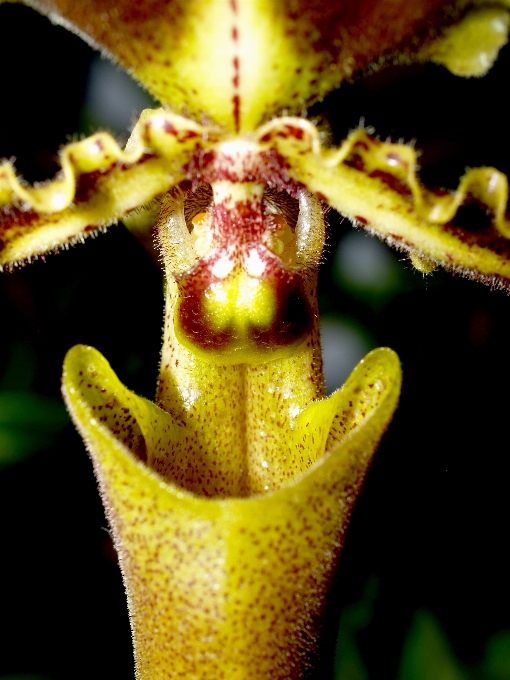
[62,344,401,678]
[62,344,401,509]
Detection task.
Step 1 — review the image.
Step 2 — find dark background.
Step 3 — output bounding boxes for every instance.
[0,3,509,679]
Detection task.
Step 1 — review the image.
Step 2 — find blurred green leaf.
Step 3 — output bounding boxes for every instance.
[334,577,378,680]
[0,342,38,391]
[481,630,510,680]
[0,391,69,468]
[333,231,405,309]
[398,610,467,680]
[334,632,369,680]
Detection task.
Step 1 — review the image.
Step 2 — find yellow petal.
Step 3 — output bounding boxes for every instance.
[0,110,218,268]
[418,5,510,77]
[257,118,510,289]
[29,0,476,132]
[62,344,401,679]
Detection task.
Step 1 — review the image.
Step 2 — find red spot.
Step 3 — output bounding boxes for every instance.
[232,56,240,89]
[344,153,365,172]
[232,94,241,133]
[232,26,238,41]
[316,192,328,202]
[354,215,369,225]
[230,0,237,11]
[369,169,412,196]
[162,120,178,135]
[260,133,272,143]
[84,225,96,232]
[177,130,199,141]
[74,169,105,203]
[285,126,305,140]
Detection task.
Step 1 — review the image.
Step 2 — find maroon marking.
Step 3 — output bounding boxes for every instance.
[0,205,41,229]
[354,215,368,225]
[209,197,265,244]
[183,147,303,194]
[344,153,365,172]
[74,169,107,203]
[177,130,199,142]
[232,56,240,88]
[175,247,312,356]
[368,169,413,197]
[316,192,328,202]
[284,125,305,141]
[230,0,240,133]
[232,95,241,133]
[161,120,178,135]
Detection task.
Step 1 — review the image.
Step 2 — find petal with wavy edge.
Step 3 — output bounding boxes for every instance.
[27,0,479,132]
[257,119,510,290]
[0,110,218,268]
[62,344,401,680]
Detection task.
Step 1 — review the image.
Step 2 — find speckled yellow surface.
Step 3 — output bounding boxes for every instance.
[63,345,401,679]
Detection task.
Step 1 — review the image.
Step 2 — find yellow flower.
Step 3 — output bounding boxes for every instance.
[1,0,510,285]
[1,0,509,677]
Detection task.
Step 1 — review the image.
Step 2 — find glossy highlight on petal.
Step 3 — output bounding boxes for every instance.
[62,344,401,680]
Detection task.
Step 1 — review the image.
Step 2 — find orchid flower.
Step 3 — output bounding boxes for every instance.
[1,1,509,678]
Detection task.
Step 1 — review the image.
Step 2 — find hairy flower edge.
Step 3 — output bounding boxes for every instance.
[2,110,510,290]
